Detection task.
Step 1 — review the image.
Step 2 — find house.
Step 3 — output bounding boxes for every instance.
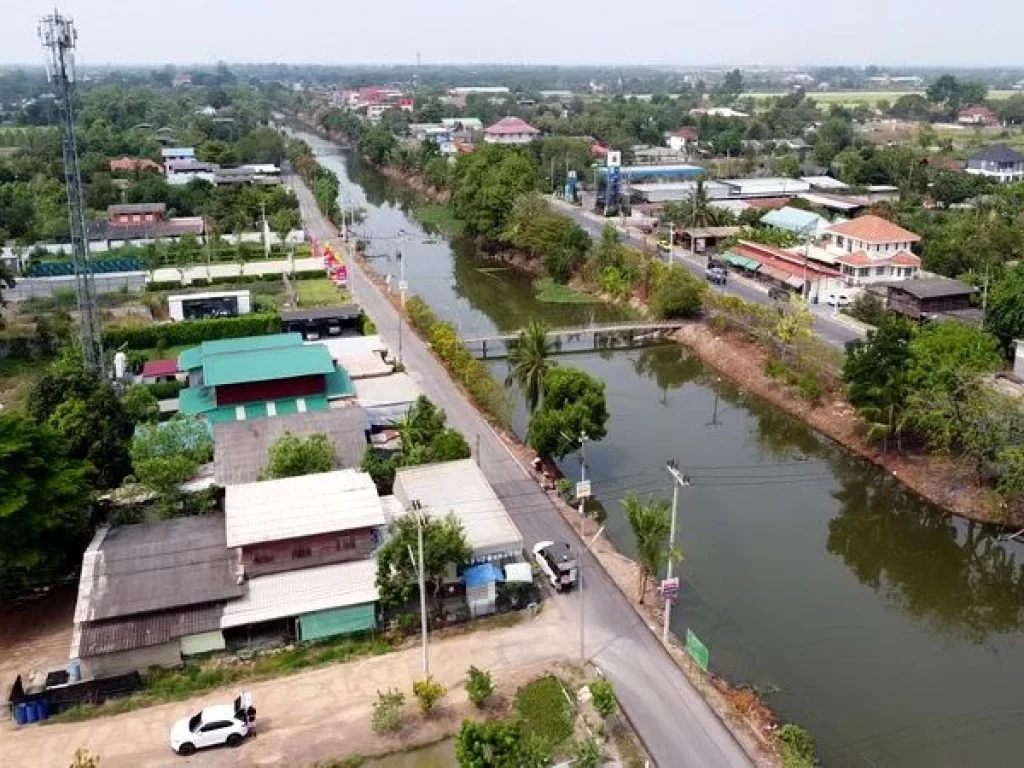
[719,177,811,198]
[172,74,192,87]
[667,127,698,152]
[177,333,354,424]
[674,226,741,253]
[690,107,749,118]
[724,241,843,300]
[161,146,196,165]
[220,469,384,641]
[957,106,1000,127]
[398,98,414,112]
[107,203,166,226]
[213,405,369,486]
[354,372,423,427]
[109,157,162,174]
[871,278,978,322]
[966,145,1024,183]
[165,159,216,186]
[69,515,241,678]
[441,117,483,132]
[821,215,922,284]
[760,207,833,238]
[483,116,540,145]
[140,358,181,384]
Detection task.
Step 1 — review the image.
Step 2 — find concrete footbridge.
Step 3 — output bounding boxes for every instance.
[462,320,685,358]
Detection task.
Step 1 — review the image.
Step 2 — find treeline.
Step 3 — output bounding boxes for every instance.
[287,137,342,223]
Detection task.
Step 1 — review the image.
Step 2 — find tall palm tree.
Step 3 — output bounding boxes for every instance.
[506,320,555,412]
[622,493,674,604]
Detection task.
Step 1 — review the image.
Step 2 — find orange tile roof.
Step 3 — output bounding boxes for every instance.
[889,251,921,267]
[837,251,874,267]
[827,215,921,244]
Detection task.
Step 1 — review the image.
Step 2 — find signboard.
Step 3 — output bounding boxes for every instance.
[660,577,679,600]
[333,265,348,284]
[606,150,622,168]
[575,480,592,499]
[685,629,709,671]
[398,280,408,293]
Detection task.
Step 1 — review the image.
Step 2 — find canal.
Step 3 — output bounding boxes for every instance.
[304,133,1024,767]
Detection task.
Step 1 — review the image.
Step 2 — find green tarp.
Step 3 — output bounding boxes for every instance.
[297,603,376,642]
[723,253,762,271]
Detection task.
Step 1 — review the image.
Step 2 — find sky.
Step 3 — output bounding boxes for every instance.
[2,0,1023,68]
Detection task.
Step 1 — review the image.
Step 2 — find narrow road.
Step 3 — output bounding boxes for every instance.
[293,174,755,768]
[552,198,866,348]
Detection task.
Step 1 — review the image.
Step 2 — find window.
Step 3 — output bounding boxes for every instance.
[858,267,870,277]
[339,534,357,550]
[835,236,844,247]
[292,544,312,559]
[252,549,275,564]
[875,266,887,276]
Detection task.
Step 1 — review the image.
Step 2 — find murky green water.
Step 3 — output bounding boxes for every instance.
[365,740,455,768]
[305,134,1024,767]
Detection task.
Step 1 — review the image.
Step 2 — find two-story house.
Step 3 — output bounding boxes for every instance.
[822,215,922,285]
[483,116,540,145]
[221,469,385,641]
[107,202,166,226]
[966,145,1024,184]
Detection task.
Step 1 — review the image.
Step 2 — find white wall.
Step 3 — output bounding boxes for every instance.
[80,641,182,679]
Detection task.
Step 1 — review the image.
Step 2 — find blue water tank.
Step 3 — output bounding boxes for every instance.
[24,702,38,724]
[13,703,27,726]
[36,699,49,721]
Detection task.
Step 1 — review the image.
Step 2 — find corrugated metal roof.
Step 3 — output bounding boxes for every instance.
[214,405,369,485]
[353,372,422,407]
[393,459,524,561]
[308,337,392,379]
[73,515,241,624]
[203,344,335,387]
[224,469,384,548]
[78,603,224,656]
[221,559,378,628]
[722,253,762,271]
[178,385,216,415]
[760,207,831,236]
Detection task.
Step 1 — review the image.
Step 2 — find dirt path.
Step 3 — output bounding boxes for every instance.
[0,603,573,768]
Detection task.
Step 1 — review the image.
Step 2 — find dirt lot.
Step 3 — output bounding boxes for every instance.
[0,586,76,695]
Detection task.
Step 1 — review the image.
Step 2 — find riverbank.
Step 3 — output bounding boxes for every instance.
[675,321,1021,527]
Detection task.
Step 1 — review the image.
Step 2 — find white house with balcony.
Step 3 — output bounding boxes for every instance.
[966,145,1024,184]
[483,116,539,145]
[822,215,922,285]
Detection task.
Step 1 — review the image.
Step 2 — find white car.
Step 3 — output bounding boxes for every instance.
[169,692,254,756]
[826,292,852,307]
[533,540,578,592]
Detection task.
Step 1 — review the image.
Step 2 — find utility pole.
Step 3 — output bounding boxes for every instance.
[397,249,405,367]
[406,500,429,675]
[663,461,689,645]
[40,11,102,376]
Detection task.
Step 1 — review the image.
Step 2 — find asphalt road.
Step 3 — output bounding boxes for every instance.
[292,176,754,768]
[553,199,866,349]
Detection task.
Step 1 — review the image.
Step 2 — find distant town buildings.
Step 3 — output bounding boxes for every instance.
[666,127,698,152]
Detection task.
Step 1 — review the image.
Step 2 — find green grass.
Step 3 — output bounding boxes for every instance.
[48,634,395,724]
[535,277,596,305]
[514,675,574,752]
[413,204,465,237]
[297,278,351,307]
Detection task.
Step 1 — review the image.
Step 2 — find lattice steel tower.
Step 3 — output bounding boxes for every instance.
[39,11,103,375]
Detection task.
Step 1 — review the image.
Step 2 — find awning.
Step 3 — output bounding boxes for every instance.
[760,265,806,289]
[297,603,376,641]
[723,253,762,271]
[463,563,505,588]
[504,562,533,583]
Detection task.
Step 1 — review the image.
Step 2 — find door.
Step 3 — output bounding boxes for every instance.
[197,721,232,748]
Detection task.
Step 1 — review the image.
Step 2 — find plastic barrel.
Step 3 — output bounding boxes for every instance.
[36,699,49,721]
[13,703,27,726]
[24,702,38,724]
[68,659,82,683]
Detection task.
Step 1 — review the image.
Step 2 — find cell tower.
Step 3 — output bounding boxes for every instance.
[39,11,103,375]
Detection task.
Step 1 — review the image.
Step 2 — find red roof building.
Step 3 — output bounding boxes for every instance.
[823,215,922,284]
[141,358,180,383]
[483,116,540,145]
[667,127,699,151]
[958,106,1000,127]
[110,157,162,174]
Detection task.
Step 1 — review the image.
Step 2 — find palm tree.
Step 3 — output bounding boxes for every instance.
[506,320,555,412]
[622,493,674,604]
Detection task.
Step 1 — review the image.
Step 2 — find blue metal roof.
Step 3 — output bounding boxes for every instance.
[597,163,705,180]
[760,206,831,236]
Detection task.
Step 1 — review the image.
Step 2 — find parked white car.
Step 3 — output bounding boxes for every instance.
[826,292,852,307]
[169,692,254,756]
[533,540,578,592]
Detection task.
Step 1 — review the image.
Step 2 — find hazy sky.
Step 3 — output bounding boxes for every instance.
[3,0,1023,67]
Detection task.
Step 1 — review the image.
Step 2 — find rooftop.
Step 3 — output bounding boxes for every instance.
[760,206,832,235]
[827,215,921,243]
[108,202,166,216]
[201,343,335,387]
[213,404,369,486]
[969,144,1024,164]
[280,306,362,322]
[484,116,539,135]
[220,559,378,629]
[882,277,977,299]
[73,514,241,624]
[310,336,391,379]
[76,603,223,656]
[179,333,302,371]
[141,358,179,377]
[224,468,385,548]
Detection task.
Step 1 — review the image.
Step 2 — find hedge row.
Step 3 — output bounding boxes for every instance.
[145,269,326,293]
[104,313,283,349]
[145,379,187,399]
[405,296,512,425]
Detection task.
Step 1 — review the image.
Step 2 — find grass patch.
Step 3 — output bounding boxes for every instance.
[535,277,596,305]
[48,634,395,724]
[297,278,351,307]
[413,204,465,236]
[514,675,574,752]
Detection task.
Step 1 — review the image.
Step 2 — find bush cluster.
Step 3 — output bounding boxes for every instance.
[103,313,282,349]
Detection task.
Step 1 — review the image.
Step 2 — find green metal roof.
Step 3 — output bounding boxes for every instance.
[201,344,335,387]
[324,366,355,399]
[178,333,302,375]
[723,253,762,271]
[297,603,376,642]
[178,385,216,415]
[178,347,202,372]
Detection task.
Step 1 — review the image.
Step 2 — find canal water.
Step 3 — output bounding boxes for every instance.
[304,133,1024,767]
[365,740,455,768]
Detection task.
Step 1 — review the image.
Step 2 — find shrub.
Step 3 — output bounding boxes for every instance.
[361,314,377,335]
[763,359,788,380]
[589,679,616,718]
[145,379,185,400]
[370,688,405,733]
[571,737,603,768]
[778,723,817,767]
[846,291,887,327]
[515,676,573,751]
[466,665,493,708]
[798,374,823,403]
[262,432,335,479]
[103,313,282,349]
[651,265,705,319]
[412,676,447,716]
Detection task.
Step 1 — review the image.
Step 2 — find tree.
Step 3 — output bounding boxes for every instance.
[121,385,160,424]
[506,320,555,412]
[0,264,14,311]
[985,265,1024,353]
[455,719,548,768]
[362,124,399,165]
[621,494,673,603]
[452,145,540,239]
[412,676,447,715]
[375,512,472,607]
[371,688,405,733]
[661,179,730,229]
[589,679,616,718]
[466,665,494,708]
[130,416,213,510]
[846,292,888,327]
[651,265,705,319]
[0,414,91,594]
[262,432,335,479]
[843,315,917,411]
[527,367,609,459]
[906,322,1001,395]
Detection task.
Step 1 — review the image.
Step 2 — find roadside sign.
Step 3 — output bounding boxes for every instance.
[686,629,709,671]
[398,280,409,293]
[575,480,591,499]
[660,577,679,600]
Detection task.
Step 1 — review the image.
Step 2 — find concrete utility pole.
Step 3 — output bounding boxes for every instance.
[406,499,429,675]
[663,461,689,645]
[397,250,405,366]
